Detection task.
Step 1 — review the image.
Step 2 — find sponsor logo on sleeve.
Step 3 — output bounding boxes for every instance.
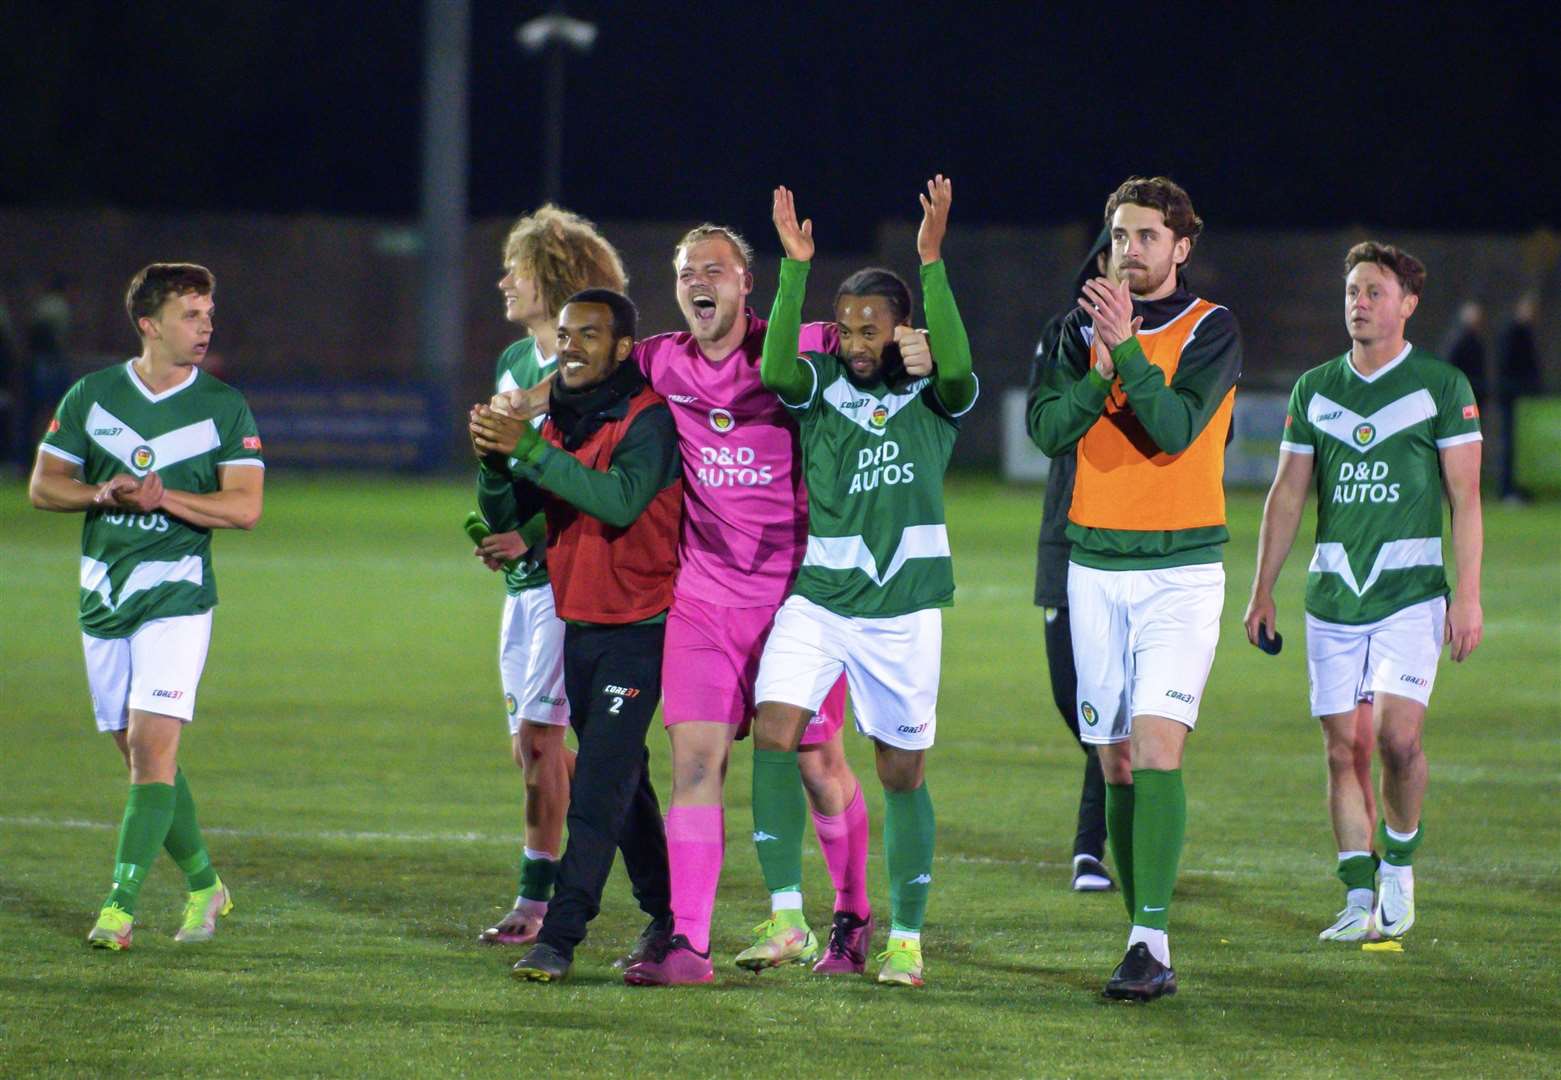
[1462,404,1479,420]
[1165,689,1195,704]
[48,418,61,433]
[243,435,263,450]
[1283,415,1293,429]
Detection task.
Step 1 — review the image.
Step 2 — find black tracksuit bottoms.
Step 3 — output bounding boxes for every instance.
[537,620,673,959]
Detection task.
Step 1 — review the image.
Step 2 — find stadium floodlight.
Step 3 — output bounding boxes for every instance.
[516,13,597,53]
[517,12,596,204]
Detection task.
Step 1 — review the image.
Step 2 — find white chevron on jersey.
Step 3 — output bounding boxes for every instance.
[802,523,950,586]
[1308,537,1443,597]
[822,374,931,437]
[1307,390,1436,453]
[86,404,220,476]
[80,554,204,612]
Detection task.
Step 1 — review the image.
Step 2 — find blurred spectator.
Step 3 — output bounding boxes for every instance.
[23,275,75,455]
[1439,300,1486,402]
[1495,293,1541,502]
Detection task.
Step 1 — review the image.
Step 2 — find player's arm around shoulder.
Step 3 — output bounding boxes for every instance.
[760,186,819,407]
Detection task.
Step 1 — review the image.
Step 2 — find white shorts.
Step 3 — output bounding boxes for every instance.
[1305,596,1446,716]
[499,587,569,734]
[81,610,213,732]
[754,595,941,751]
[1067,561,1224,744]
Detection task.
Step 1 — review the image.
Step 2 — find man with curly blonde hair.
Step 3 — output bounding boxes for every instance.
[471,205,628,947]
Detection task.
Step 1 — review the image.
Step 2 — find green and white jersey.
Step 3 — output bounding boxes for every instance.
[785,352,974,618]
[1281,344,1480,625]
[40,360,264,638]
[493,337,555,595]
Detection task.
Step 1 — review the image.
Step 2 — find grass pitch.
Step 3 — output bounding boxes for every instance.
[2,475,1557,1077]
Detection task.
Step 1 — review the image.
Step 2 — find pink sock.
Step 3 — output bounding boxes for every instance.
[666,804,724,954]
[812,785,871,918]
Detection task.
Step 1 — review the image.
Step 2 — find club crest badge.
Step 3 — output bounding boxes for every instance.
[131,445,155,471]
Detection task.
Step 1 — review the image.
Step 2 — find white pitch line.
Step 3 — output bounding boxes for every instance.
[0,814,1179,876]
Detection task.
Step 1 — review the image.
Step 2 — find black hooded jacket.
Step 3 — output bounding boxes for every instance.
[1031,227,1112,606]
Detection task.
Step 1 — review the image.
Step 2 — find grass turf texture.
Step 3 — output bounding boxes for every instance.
[2,475,1557,1077]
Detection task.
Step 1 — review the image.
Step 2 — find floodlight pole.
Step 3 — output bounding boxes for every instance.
[418,0,470,468]
[518,11,597,204]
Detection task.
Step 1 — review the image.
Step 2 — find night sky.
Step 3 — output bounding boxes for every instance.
[2,1,1554,247]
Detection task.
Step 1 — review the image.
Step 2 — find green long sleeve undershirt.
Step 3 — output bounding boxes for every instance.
[478,403,679,530]
[919,259,977,413]
[760,258,815,404]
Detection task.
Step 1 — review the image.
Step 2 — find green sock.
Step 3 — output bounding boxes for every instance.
[518,853,557,903]
[751,749,805,894]
[1377,819,1422,867]
[883,783,936,934]
[106,783,177,914]
[162,769,218,892]
[1105,782,1136,918]
[1130,768,1186,932]
[1336,853,1377,893]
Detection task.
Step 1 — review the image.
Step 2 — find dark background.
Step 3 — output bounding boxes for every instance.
[3,1,1555,246]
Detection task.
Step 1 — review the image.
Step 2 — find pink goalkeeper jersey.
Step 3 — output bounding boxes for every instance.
[635,311,837,607]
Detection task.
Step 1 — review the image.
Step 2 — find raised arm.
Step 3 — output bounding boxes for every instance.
[914,175,976,414]
[1243,449,1314,645]
[759,186,817,405]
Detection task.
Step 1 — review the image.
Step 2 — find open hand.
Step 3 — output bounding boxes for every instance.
[772,186,815,262]
[916,174,952,265]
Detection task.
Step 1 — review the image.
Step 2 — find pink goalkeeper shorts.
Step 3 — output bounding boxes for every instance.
[662,594,845,744]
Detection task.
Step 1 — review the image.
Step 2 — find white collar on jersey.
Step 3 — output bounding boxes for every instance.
[1346,341,1412,383]
[125,358,199,403]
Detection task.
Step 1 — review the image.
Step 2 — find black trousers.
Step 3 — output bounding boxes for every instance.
[537,621,672,959]
[1043,605,1107,860]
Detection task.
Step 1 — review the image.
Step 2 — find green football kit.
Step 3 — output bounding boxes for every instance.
[749,256,976,945]
[41,358,262,933]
